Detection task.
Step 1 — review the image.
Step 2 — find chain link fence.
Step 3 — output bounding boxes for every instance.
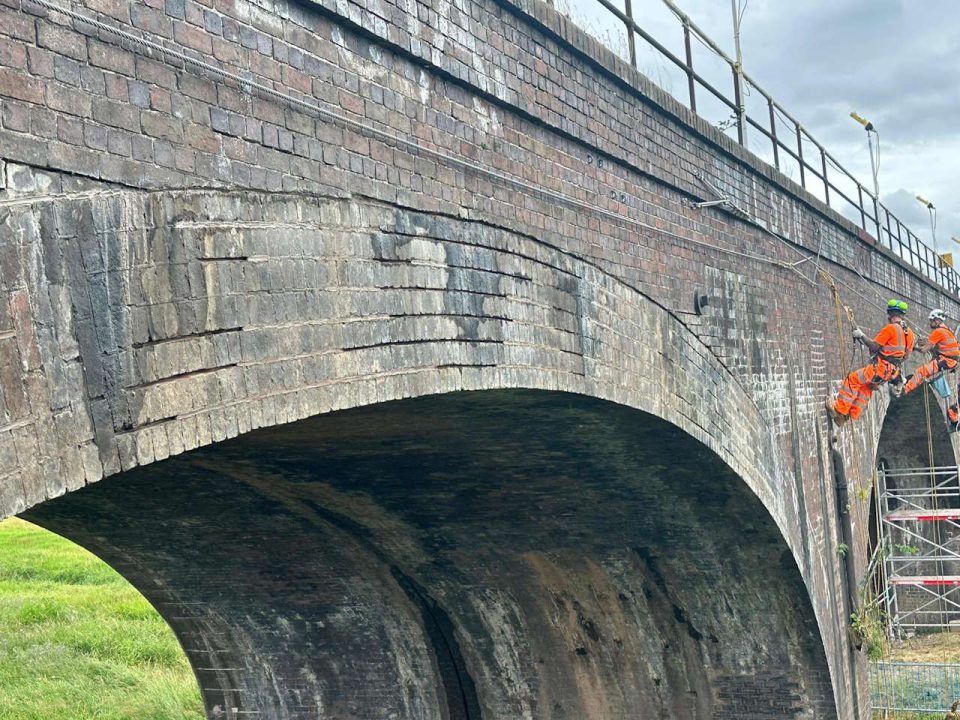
[871,661,960,715]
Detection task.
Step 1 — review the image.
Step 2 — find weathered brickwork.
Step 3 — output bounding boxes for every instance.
[26,393,839,720]
[2,0,960,716]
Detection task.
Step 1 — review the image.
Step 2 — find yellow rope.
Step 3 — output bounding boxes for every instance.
[924,383,936,473]
[819,268,857,376]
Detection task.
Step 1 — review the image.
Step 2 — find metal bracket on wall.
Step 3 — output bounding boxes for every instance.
[690,172,750,219]
[691,198,729,210]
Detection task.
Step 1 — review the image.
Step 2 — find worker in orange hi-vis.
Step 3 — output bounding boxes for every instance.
[903,309,960,423]
[827,299,915,426]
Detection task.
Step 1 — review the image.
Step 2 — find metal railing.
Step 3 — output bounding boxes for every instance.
[871,661,960,713]
[566,0,960,294]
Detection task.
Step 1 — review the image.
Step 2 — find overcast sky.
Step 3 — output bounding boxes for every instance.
[563,0,960,254]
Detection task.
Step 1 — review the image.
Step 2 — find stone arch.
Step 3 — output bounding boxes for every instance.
[26,389,837,719]
[8,189,841,717]
[7,190,795,553]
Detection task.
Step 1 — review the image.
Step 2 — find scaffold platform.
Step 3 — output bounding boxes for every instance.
[878,465,960,633]
[889,576,960,586]
[885,510,960,522]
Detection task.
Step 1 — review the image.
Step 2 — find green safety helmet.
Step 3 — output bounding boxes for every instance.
[887,298,908,315]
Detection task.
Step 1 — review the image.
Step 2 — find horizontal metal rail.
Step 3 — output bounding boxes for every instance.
[881,470,960,482]
[568,0,960,294]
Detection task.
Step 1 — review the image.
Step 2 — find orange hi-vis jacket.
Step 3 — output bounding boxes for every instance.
[929,325,960,361]
[902,323,960,397]
[872,321,913,375]
[833,321,915,420]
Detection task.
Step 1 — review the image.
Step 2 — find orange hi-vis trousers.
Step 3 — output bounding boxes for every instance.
[833,359,899,419]
[903,356,959,395]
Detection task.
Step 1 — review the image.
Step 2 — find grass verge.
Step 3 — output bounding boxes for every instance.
[888,631,960,663]
[0,517,204,720]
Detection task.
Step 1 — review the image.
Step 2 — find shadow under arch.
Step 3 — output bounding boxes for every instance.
[25,389,837,719]
[876,386,956,473]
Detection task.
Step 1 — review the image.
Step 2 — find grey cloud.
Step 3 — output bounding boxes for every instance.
[883,189,960,252]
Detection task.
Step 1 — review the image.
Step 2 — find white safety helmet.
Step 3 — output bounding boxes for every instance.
[929,309,946,323]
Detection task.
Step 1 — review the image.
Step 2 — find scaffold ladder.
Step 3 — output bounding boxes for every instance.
[878,465,960,635]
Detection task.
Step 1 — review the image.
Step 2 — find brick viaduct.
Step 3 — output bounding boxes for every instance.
[1,0,959,716]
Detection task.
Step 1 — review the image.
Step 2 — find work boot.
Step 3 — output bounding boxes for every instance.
[825,398,849,426]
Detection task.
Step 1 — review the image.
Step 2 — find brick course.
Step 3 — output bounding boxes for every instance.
[1,0,957,716]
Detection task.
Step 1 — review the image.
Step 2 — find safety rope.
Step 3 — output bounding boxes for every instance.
[820,258,875,623]
[925,384,936,473]
[692,175,896,337]
[819,268,857,379]
[870,464,886,619]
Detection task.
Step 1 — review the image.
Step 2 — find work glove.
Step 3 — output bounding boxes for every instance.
[852,327,867,341]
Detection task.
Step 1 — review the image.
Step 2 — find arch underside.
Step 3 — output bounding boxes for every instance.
[876,386,956,471]
[26,390,836,719]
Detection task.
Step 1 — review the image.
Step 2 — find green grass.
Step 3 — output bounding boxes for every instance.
[0,518,204,720]
[888,631,960,663]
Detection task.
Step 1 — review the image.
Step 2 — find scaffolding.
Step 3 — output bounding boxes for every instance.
[878,465,960,635]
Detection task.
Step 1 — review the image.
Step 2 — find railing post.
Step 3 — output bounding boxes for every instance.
[767,98,779,170]
[885,207,894,252]
[683,21,696,112]
[796,125,806,189]
[732,64,744,145]
[857,185,866,230]
[623,0,637,68]
[874,196,882,248]
[820,147,830,206]
[896,220,907,263]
